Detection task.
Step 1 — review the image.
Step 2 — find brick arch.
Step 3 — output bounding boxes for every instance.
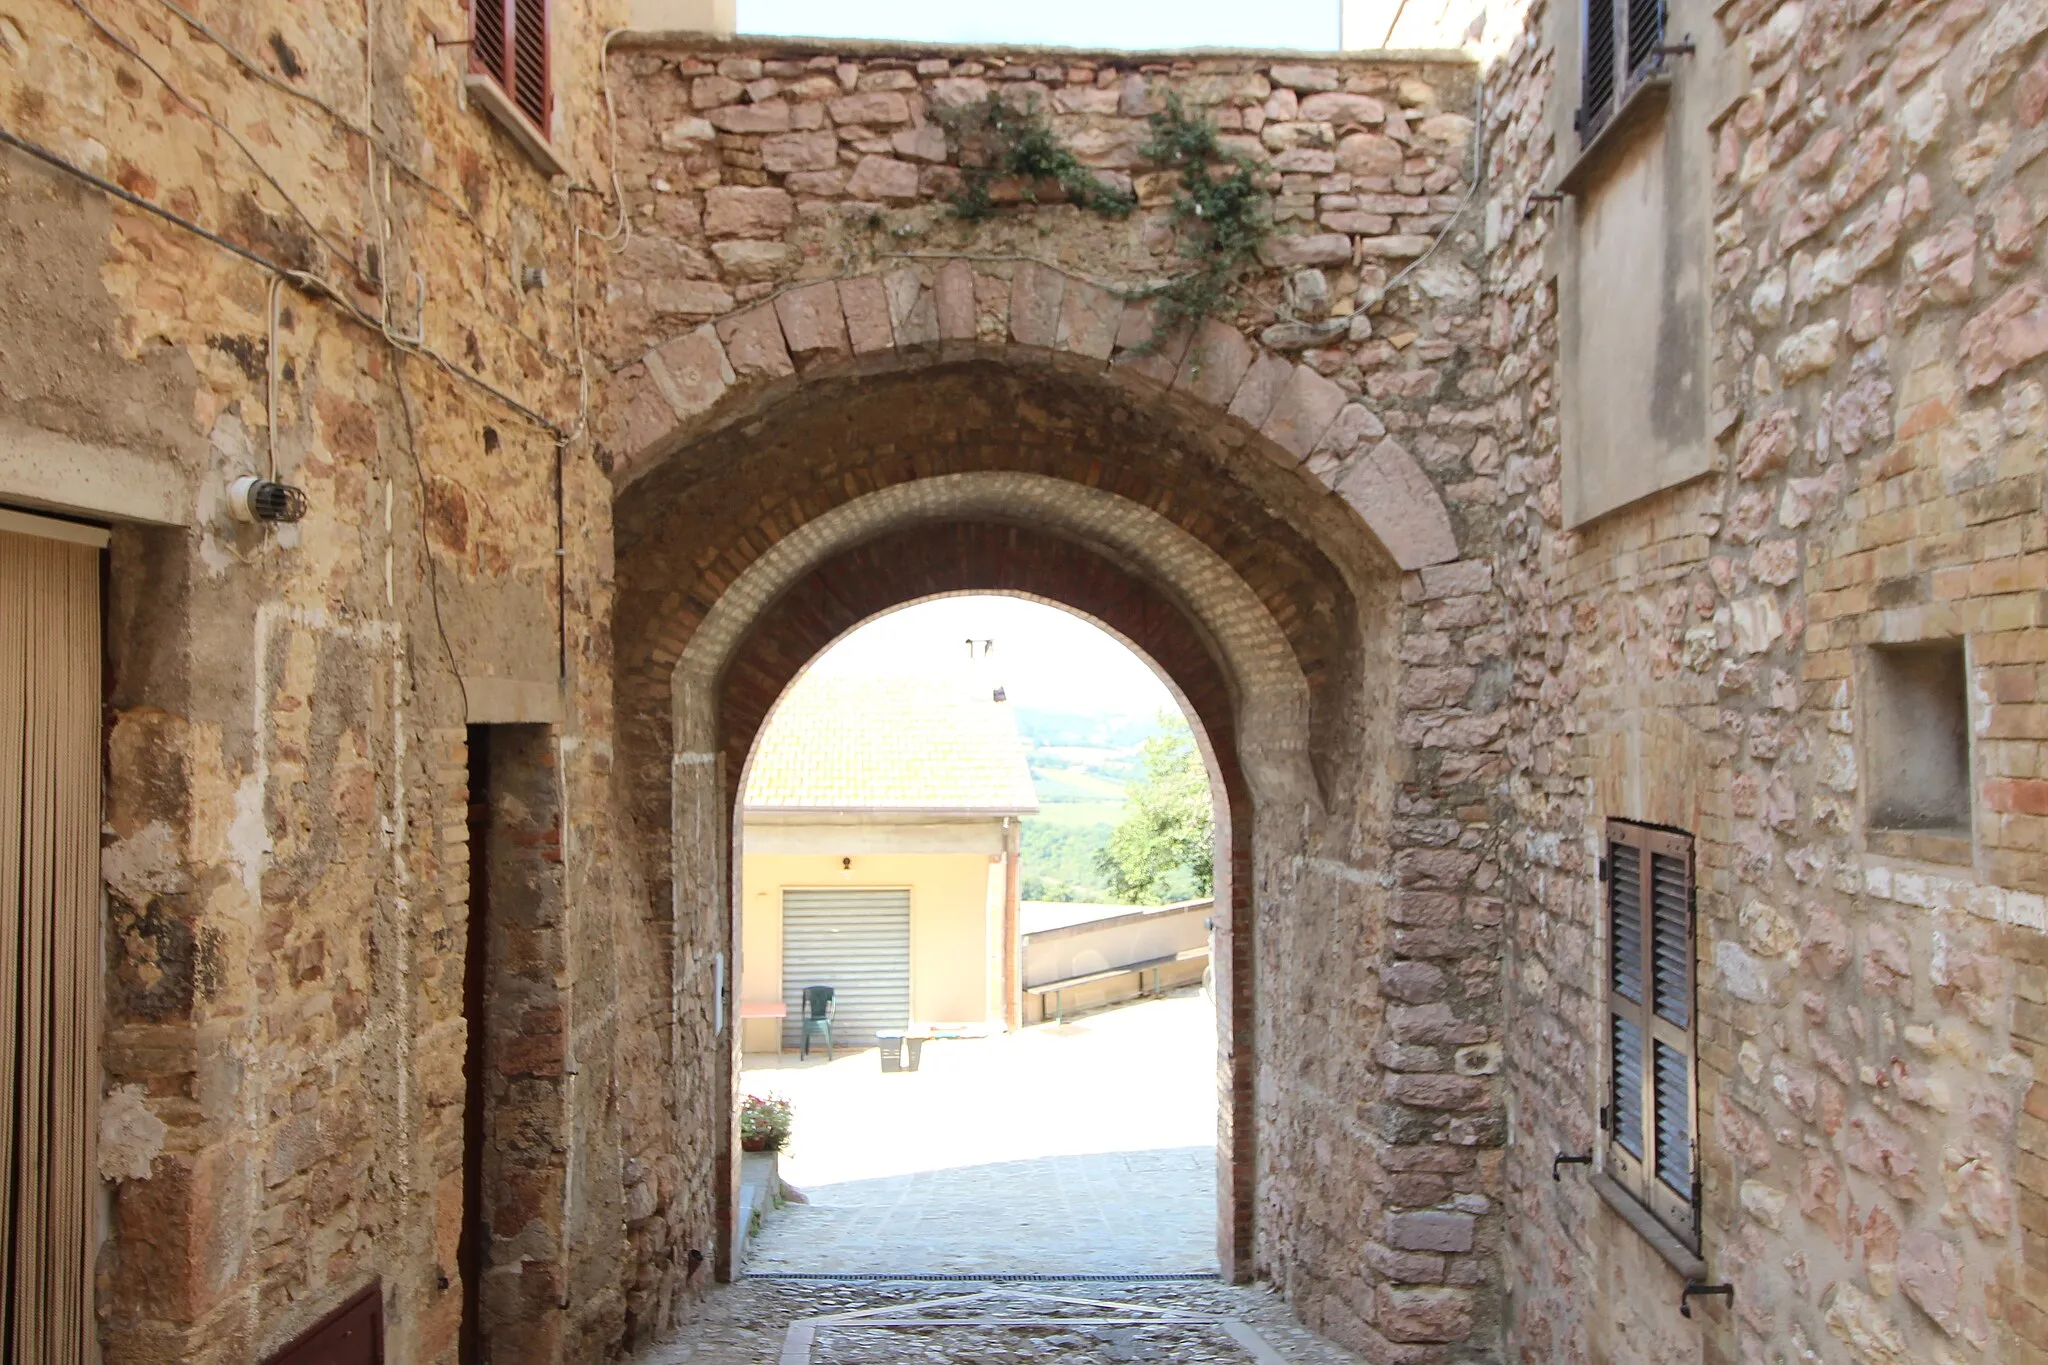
[607,347,1419,1300]
[718,524,1251,814]
[665,471,1313,812]
[675,509,1285,1282]
[720,531,1255,965]
[600,261,1460,574]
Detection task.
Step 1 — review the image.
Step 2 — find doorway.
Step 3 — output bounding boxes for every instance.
[458,723,569,1362]
[733,596,1223,1278]
[0,511,107,1365]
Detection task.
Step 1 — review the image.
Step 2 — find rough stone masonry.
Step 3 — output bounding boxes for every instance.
[0,0,2041,1364]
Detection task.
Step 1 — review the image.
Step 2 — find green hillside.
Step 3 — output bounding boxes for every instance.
[1016,706,1184,903]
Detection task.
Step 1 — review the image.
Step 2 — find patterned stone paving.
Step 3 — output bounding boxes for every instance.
[631,1280,1368,1365]
[742,1148,1216,1277]
[740,993,1218,1277]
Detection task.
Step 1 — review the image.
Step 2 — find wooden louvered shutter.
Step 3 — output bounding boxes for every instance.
[1578,0,1668,144]
[471,0,551,132]
[1626,0,1666,77]
[1604,820,1698,1248]
[1580,0,1617,141]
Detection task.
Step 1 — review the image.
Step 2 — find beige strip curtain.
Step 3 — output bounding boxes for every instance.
[0,522,103,1365]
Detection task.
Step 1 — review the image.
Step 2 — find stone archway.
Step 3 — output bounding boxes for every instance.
[599,264,1462,574]
[684,495,1315,1278]
[605,345,1503,1353]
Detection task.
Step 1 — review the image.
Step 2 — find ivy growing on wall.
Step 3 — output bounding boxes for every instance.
[1138,95,1270,343]
[941,93,1270,346]
[943,98,1138,220]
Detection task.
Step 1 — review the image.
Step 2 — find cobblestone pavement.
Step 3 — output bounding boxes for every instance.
[741,992,1217,1276]
[632,1280,1369,1365]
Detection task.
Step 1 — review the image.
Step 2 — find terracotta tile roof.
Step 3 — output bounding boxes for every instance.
[742,671,1041,814]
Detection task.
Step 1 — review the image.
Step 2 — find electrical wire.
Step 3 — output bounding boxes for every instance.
[1380,74,1486,299]
[141,0,503,250]
[0,124,567,435]
[266,274,283,479]
[561,28,636,442]
[94,0,576,373]
[119,0,626,437]
[391,360,474,721]
[68,0,362,278]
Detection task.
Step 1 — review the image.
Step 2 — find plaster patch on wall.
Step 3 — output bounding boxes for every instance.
[98,1084,167,1182]
[1713,940,1771,1003]
[229,776,269,902]
[101,819,189,904]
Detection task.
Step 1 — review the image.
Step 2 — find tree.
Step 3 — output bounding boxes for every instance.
[1095,721,1214,904]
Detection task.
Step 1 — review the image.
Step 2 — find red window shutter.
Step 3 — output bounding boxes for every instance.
[471,0,508,95]
[471,0,551,132]
[512,0,552,130]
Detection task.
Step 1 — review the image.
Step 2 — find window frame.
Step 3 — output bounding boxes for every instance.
[1576,0,1670,146]
[1602,819,1701,1251]
[471,0,552,131]
[463,0,566,177]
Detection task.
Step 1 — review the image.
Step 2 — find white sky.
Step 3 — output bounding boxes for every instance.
[737,0,1343,50]
[809,595,1180,720]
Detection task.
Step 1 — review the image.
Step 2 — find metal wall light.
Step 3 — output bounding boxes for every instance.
[227,475,309,524]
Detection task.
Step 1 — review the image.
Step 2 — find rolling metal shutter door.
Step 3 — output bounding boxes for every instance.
[781,889,911,1049]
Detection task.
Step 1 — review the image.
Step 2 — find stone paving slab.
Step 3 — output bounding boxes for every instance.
[744,1148,1216,1276]
[740,993,1219,1277]
[631,1280,1369,1365]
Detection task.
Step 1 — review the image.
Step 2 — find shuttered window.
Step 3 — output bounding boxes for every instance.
[1578,0,1667,143]
[472,0,551,132]
[1603,820,1698,1248]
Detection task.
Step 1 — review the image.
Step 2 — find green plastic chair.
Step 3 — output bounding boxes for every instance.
[800,985,835,1060]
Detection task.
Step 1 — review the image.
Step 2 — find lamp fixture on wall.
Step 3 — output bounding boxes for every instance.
[227,475,309,524]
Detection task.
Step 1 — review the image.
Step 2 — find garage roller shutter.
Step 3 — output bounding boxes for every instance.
[781,889,911,1049]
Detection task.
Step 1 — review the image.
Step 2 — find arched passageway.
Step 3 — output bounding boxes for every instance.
[607,344,1500,1343]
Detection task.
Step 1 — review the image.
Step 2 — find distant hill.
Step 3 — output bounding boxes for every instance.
[1013,706,1185,903]
[1011,706,1165,750]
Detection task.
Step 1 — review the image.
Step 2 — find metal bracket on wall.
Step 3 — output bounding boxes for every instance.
[1552,1152,1593,1182]
[1679,1282,1734,1318]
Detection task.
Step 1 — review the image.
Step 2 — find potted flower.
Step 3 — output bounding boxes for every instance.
[739,1093,792,1154]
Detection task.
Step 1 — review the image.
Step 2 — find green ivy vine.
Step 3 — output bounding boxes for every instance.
[943,97,1138,220]
[941,93,1271,346]
[1137,94,1270,343]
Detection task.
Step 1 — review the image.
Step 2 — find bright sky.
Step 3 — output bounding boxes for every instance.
[737,0,1342,50]
[808,596,1180,720]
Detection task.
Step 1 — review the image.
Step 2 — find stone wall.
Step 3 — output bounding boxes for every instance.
[0,0,682,1359]
[11,0,2042,1359]
[1486,0,2048,1358]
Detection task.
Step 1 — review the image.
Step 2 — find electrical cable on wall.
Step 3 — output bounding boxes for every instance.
[67,0,363,277]
[68,0,600,408]
[391,361,475,722]
[0,125,566,437]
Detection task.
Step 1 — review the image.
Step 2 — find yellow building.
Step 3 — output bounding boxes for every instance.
[738,672,1039,1054]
